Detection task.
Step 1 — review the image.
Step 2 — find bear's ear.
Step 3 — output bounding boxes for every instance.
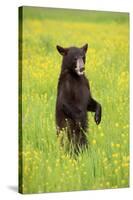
[81,43,88,54]
[56,45,69,56]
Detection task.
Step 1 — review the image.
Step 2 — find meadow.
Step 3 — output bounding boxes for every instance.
[19,7,129,193]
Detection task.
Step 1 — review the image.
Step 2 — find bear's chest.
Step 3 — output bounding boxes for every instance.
[69,76,90,104]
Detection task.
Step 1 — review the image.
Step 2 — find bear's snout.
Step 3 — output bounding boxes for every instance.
[75,58,85,76]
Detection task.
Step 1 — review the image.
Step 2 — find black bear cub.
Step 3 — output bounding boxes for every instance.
[56,44,102,153]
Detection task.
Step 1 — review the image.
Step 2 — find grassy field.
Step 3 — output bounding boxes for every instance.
[19,7,129,193]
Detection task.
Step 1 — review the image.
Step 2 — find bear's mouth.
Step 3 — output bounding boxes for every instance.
[80,67,85,72]
[75,58,85,76]
[75,67,85,76]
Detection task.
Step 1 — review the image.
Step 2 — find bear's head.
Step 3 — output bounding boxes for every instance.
[56,44,88,76]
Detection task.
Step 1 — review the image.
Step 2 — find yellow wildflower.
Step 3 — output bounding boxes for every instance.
[116,143,121,148]
[92,139,96,145]
[115,123,119,127]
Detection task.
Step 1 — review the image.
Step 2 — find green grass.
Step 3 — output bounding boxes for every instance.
[19,7,129,193]
[23,6,129,23]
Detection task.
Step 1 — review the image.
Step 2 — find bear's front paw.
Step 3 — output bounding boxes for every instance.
[94,111,101,125]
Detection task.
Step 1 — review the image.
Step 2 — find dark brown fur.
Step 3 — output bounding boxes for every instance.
[55,44,102,153]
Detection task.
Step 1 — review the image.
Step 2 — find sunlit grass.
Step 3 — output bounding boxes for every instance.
[19,7,129,193]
